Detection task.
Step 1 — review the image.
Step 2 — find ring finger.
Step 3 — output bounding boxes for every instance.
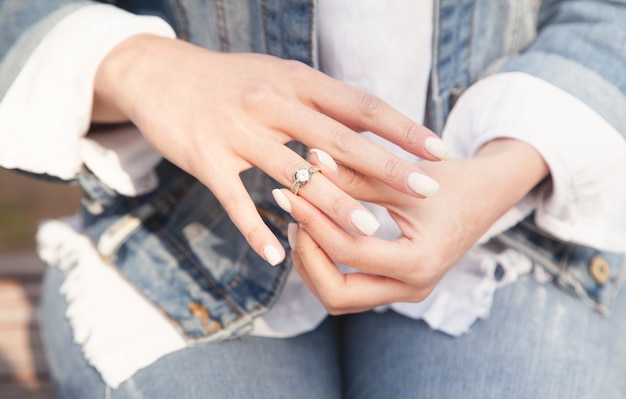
[246,137,382,236]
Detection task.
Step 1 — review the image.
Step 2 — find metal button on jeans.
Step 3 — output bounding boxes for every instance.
[589,256,611,285]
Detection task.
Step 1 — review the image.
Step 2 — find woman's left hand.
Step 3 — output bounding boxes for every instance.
[274,139,549,314]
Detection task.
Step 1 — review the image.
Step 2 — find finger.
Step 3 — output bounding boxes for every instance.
[288,223,320,298]
[309,148,415,206]
[295,224,425,314]
[246,138,381,236]
[301,69,452,161]
[275,101,440,198]
[273,188,412,278]
[196,168,286,266]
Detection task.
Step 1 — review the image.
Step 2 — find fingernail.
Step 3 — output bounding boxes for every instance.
[350,209,380,235]
[407,172,439,197]
[310,148,338,172]
[287,223,298,249]
[264,244,283,266]
[425,137,452,160]
[272,189,292,213]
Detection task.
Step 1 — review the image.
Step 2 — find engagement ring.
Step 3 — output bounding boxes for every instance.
[291,166,320,195]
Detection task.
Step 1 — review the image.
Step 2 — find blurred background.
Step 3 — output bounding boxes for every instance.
[0,169,80,252]
[0,168,80,399]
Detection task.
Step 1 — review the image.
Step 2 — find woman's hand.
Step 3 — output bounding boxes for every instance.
[92,34,451,265]
[276,139,549,313]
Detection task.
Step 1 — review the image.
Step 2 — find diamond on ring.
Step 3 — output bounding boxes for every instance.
[291,166,320,195]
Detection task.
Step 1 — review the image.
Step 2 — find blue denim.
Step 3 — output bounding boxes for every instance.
[78,160,299,342]
[3,1,626,134]
[3,0,625,346]
[41,265,626,398]
[3,1,626,392]
[495,218,626,316]
[75,156,626,345]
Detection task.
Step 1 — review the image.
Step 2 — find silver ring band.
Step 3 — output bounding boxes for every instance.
[290,166,320,195]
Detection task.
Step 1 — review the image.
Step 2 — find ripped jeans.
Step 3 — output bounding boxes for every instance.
[41,264,626,399]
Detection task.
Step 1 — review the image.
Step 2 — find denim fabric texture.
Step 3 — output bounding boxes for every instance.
[495,219,626,317]
[0,1,94,101]
[79,160,297,342]
[40,266,626,398]
[2,0,625,342]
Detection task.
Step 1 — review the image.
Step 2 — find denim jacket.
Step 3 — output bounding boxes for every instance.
[1,0,625,342]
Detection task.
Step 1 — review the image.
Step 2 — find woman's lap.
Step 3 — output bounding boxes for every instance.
[40,267,342,399]
[340,275,626,399]
[40,267,626,398]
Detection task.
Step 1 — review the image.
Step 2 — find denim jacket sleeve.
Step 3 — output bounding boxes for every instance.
[0,1,98,103]
[0,2,174,183]
[498,0,626,137]
[0,0,187,101]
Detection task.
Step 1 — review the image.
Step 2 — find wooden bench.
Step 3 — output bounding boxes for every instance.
[0,253,55,399]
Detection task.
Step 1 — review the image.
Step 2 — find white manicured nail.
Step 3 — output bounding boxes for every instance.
[310,148,338,172]
[264,245,282,266]
[272,189,292,213]
[425,137,452,160]
[407,172,439,197]
[287,223,298,249]
[350,209,380,236]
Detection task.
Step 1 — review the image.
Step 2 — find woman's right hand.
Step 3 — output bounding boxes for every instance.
[92,34,451,265]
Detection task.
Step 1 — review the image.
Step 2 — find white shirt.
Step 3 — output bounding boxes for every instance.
[3,1,625,388]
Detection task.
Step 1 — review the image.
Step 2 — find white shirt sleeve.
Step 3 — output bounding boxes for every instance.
[0,4,176,196]
[442,72,626,252]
